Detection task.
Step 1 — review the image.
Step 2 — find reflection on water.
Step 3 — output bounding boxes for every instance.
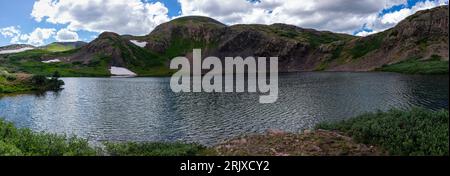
[0,72,448,145]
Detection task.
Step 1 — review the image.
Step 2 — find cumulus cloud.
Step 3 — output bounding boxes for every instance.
[55,28,79,42]
[177,0,415,33]
[381,1,446,26]
[31,0,170,36]
[18,28,56,46]
[0,26,21,38]
[1,26,55,46]
[359,0,448,35]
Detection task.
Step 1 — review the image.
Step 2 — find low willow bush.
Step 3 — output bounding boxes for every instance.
[0,119,97,156]
[316,108,449,156]
[1,118,205,156]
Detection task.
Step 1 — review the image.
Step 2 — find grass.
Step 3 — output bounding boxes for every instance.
[316,108,449,156]
[0,118,207,156]
[377,56,449,75]
[1,50,112,77]
[0,75,33,93]
[0,119,97,156]
[1,66,65,94]
[0,35,174,77]
[4,48,79,61]
[104,142,206,156]
[43,43,75,52]
[350,34,384,59]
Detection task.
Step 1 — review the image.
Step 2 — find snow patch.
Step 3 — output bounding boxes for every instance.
[110,66,137,77]
[0,47,34,54]
[130,40,147,48]
[42,59,61,63]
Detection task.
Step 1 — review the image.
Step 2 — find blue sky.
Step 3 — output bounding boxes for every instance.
[0,0,447,46]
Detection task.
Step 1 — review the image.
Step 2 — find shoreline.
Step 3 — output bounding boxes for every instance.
[1,108,448,156]
[27,70,450,79]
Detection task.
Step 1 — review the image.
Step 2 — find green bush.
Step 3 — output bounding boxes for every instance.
[29,74,64,91]
[316,108,449,156]
[0,119,97,156]
[1,118,208,156]
[31,75,47,86]
[6,75,16,81]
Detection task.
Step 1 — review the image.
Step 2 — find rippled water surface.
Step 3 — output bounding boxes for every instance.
[0,72,448,145]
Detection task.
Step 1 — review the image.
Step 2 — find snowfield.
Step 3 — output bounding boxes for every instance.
[0,47,35,54]
[42,59,61,63]
[130,40,147,48]
[110,66,137,77]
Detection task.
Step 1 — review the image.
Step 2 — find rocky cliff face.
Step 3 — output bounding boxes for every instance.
[60,5,448,73]
[67,32,162,69]
[328,5,449,71]
[143,16,354,72]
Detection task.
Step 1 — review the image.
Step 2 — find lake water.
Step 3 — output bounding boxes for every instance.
[0,72,448,145]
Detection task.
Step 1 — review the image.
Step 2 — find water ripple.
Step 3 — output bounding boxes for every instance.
[0,72,448,146]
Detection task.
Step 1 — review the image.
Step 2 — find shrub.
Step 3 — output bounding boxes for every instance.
[6,75,16,81]
[0,119,97,156]
[316,108,449,156]
[31,75,47,86]
[1,118,208,156]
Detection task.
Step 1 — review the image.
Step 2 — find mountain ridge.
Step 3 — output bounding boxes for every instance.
[1,5,448,76]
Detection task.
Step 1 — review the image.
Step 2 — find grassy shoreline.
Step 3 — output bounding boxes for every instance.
[1,108,448,156]
[1,69,64,94]
[376,56,449,75]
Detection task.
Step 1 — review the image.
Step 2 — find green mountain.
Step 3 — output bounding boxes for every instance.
[40,41,87,52]
[0,5,448,76]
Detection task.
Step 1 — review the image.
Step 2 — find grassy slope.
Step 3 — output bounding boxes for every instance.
[1,108,448,156]
[1,49,111,77]
[0,73,33,93]
[43,43,75,52]
[377,56,449,75]
[1,71,64,94]
[117,39,175,76]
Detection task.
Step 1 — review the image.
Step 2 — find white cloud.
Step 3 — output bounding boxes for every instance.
[365,0,448,33]
[31,0,170,36]
[55,28,79,42]
[1,26,56,46]
[177,0,447,34]
[177,0,417,33]
[19,28,56,46]
[9,0,447,47]
[0,26,21,38]
[383,0,446,24]
[355,30,377,37]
